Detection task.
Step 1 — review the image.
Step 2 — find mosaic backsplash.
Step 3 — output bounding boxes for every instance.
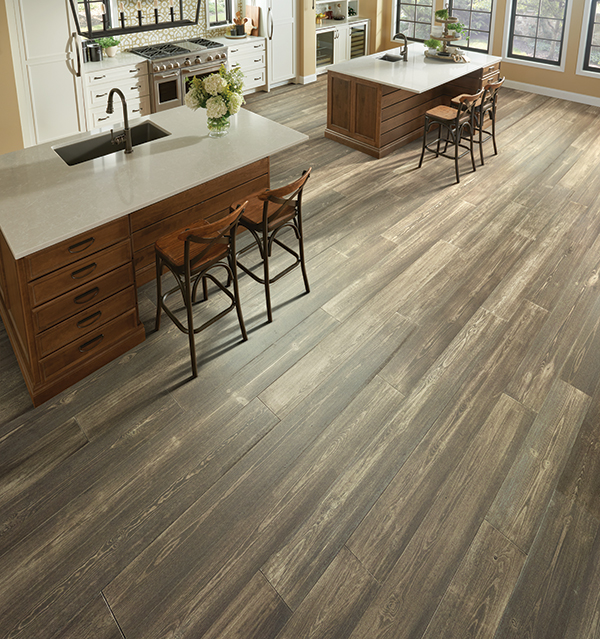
[92,0,244,51]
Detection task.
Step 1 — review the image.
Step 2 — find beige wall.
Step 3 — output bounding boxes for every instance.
[0,0,24,154]
[369,0,599,101]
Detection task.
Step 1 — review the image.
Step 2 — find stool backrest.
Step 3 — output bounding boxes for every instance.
[178,201,247,270]
[456,88,485,123]
[482,77,505,111]
[258,168,312,230]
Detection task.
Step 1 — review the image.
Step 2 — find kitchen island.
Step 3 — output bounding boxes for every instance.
[0,107,307,406]
[325,42,501,158]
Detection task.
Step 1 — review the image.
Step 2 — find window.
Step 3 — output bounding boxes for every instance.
[507,0,569,65]
[76,0,115,33]
[583,0,600,71]
[207,0,234,27]
[448,0,494,53]
[394,0,434,41]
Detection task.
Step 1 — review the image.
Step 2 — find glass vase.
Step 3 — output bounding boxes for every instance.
[207,116,230,138]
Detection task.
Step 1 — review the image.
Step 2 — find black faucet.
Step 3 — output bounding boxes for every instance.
[106,88,133,154]
[393,33,408,61]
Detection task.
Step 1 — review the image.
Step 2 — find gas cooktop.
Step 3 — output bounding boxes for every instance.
[131,38,223,60]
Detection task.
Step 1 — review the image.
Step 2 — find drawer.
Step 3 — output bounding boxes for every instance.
[37,286,137,358]
[33,263,134,333]
[228,41,265,60]
[231,51,266,73]
[481,61,500,78]
[86,75,150,108]
[25,217,130,281]
[40,308,138,380]
[244,69,267,90]
[29,240,132,307]
[481,71,500,88]
[88,96,151,130]
[85,62,148,87]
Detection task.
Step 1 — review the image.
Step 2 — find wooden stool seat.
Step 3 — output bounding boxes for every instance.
[425,104,460,121]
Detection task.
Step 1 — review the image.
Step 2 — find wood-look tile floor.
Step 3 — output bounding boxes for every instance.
[2,76,600,639]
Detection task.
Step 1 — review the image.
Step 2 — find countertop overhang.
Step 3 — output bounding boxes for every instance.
[0,108,308,259]
[328,42,502,94]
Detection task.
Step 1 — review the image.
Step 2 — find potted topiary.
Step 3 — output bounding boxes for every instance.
[435,8,448,21]
[424,38,441,52]
[96,36,120,58]
[448,21,468,41]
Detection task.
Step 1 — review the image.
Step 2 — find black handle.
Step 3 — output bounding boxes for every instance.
[68,237,95,254]
[74,287,100,304]
[77,311,102,329]
[71,262,97,280]
[78,334,104,353]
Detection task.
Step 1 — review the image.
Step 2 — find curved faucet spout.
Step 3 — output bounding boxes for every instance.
[106,88,133,154]
[393,32,409,61]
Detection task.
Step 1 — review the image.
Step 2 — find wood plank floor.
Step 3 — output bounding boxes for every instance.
[1,76,600,639]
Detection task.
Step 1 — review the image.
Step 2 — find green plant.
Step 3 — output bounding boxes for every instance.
[435,8,448,20]
[449,21,469,40]
[424,38,441,50]
[96,36,120,48]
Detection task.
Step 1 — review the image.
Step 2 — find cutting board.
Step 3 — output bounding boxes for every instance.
[245,4,260,36]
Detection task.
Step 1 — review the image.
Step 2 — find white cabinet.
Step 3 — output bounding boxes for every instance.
[255,0,297,87]
[83,61,151,130]
[6,0,86,145]
[316,20,369,73]
[228,38,267,93]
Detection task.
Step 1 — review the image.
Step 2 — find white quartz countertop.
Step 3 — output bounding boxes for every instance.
[0,108,307,259]
[328,42,502,94]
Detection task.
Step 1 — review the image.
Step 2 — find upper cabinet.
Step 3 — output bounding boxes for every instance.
[69,0,202,39]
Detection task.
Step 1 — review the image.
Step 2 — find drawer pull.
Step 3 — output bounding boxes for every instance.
[74,287,100,304]
[68,237,95,254]
[131,84,141,90]
[93,75,106,80]
[97,116,110,121]
[79,334,104,353]
[77,311,102,329]
[71,262,97,279]
[95,92,108,98]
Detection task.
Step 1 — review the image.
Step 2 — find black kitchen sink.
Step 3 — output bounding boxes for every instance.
[53,121,170,166]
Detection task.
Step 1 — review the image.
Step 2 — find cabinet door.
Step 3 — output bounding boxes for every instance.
[265,0,296,85]
[334,26,349,63]
[8,0,86,145]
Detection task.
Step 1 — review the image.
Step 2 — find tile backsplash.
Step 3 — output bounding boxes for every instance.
[95,0,244,51]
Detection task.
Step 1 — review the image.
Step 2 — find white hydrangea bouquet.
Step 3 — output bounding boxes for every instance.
[185,64,245,136]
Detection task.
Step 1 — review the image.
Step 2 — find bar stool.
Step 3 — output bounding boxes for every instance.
[418,88,484,184]
[451,78,504,165]
[236,168,311,323]
[154,201,248,378]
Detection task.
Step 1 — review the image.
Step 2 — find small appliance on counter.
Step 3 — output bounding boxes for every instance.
[83,41,103,62]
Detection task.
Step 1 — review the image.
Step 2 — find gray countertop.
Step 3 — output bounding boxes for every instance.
[0,107,307,259]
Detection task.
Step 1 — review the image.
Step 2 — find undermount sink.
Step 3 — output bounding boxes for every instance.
[379,53,404,62]
[54,121,171,166]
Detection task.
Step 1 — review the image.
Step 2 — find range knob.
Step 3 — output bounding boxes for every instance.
[206,55,214,62]
[166,62,174,70]
[153,64,161,72]
[173,61,180,68]
[183,59,191,66]
[194,57,202,65]
[219,53,227,60]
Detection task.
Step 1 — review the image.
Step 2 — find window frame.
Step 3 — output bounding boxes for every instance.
[447,0,496,54]
[503,0,572,70]
[392,0,435,43]
[206,0,235,28]
[578,0,600,75]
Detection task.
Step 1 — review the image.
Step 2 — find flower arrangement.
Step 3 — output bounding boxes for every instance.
[185,65,245,136]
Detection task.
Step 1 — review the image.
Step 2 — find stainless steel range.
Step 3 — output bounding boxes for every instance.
[132,38,228,112]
